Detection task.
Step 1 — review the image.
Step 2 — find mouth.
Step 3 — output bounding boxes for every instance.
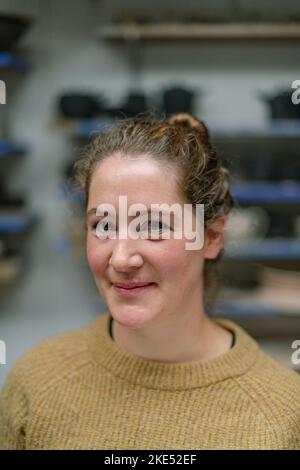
[112,282,155,297]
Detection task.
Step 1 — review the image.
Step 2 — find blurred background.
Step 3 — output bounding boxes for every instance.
[0,0,300,387]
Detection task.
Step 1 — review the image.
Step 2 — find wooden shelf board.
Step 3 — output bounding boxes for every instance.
[97,22,300,41]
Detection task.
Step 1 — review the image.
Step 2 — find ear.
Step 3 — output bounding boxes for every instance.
[204,216,227,260]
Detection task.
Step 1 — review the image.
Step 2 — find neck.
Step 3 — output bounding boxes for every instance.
[111,310,233,364]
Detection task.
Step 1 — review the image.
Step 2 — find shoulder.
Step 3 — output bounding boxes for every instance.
[237,347,300,400]
[236,336,300,397]
[1,320,97,399]
[235,347,300,448]
[0,322,92,449]
[218,317,300,447]
[218,317,300,397]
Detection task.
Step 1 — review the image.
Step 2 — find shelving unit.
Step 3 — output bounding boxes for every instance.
[231,182,300,203]
[0,51,29,71]
[0,141,27,172]
[212,117,300,345]
[56,117,300,140]
[0,141,27,155]
[54,22,300,370]
[0,254,23,287]
[58,118,300,263]
[97,22,300,41]
[54,117,114,139]
[0,52,37,292]
[0,213,38,233]
[212,121,300,139]
[225,239,300,260]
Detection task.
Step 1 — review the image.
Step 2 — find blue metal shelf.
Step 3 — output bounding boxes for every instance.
[59,181,85,204]
[0,140,27,157]
[0,52,29,71]
[213,120,300,139]
[232,182,300,203]
[225,238,300,260]
[59,118,114,139]
[76,118,113,137]
[212,300,281,317]
[61,118,300,139]
[0,213,38,233]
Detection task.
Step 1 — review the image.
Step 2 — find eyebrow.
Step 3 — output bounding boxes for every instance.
[86,207,175,218]
[87,208,97,216]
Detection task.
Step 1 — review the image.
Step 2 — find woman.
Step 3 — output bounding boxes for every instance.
[0,113,299,450]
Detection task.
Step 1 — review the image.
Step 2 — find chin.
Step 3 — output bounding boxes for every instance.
[108,304,154,329]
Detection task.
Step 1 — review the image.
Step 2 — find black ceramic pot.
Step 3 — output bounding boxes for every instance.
[162,86,197,115]
[58,94,102,118]
[0,14,32,51]
[259,90,300,120]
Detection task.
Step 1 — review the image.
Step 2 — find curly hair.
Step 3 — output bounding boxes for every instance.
[72,112,236,308]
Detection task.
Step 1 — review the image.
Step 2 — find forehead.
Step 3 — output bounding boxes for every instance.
[88,154,183,207]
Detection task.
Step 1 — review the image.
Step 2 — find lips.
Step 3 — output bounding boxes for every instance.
[112,282,155,297]
[113,282,153,289]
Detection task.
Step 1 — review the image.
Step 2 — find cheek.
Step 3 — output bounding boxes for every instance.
[154,242,194,280]
[158,242,204,286]
[157,251,181,277]
[86,235,106,275]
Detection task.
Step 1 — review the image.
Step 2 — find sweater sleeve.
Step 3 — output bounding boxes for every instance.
[0,363,27,450]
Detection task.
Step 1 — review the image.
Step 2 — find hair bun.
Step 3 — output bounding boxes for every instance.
[168,113,209,141]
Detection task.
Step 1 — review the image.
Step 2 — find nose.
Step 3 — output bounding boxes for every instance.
[108,239,143,272]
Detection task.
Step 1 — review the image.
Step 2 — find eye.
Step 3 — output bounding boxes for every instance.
[92,220,112,230]
[93,220,116,238]
[139,220,170,238]
[149,220,168,231]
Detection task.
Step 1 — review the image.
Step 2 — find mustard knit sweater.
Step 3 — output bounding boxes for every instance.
[0,311,299,450]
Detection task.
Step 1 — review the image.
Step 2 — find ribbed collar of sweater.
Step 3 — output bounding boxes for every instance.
[88,311,260,391]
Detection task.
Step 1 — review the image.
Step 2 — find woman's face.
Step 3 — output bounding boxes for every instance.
[86,153,217,329]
